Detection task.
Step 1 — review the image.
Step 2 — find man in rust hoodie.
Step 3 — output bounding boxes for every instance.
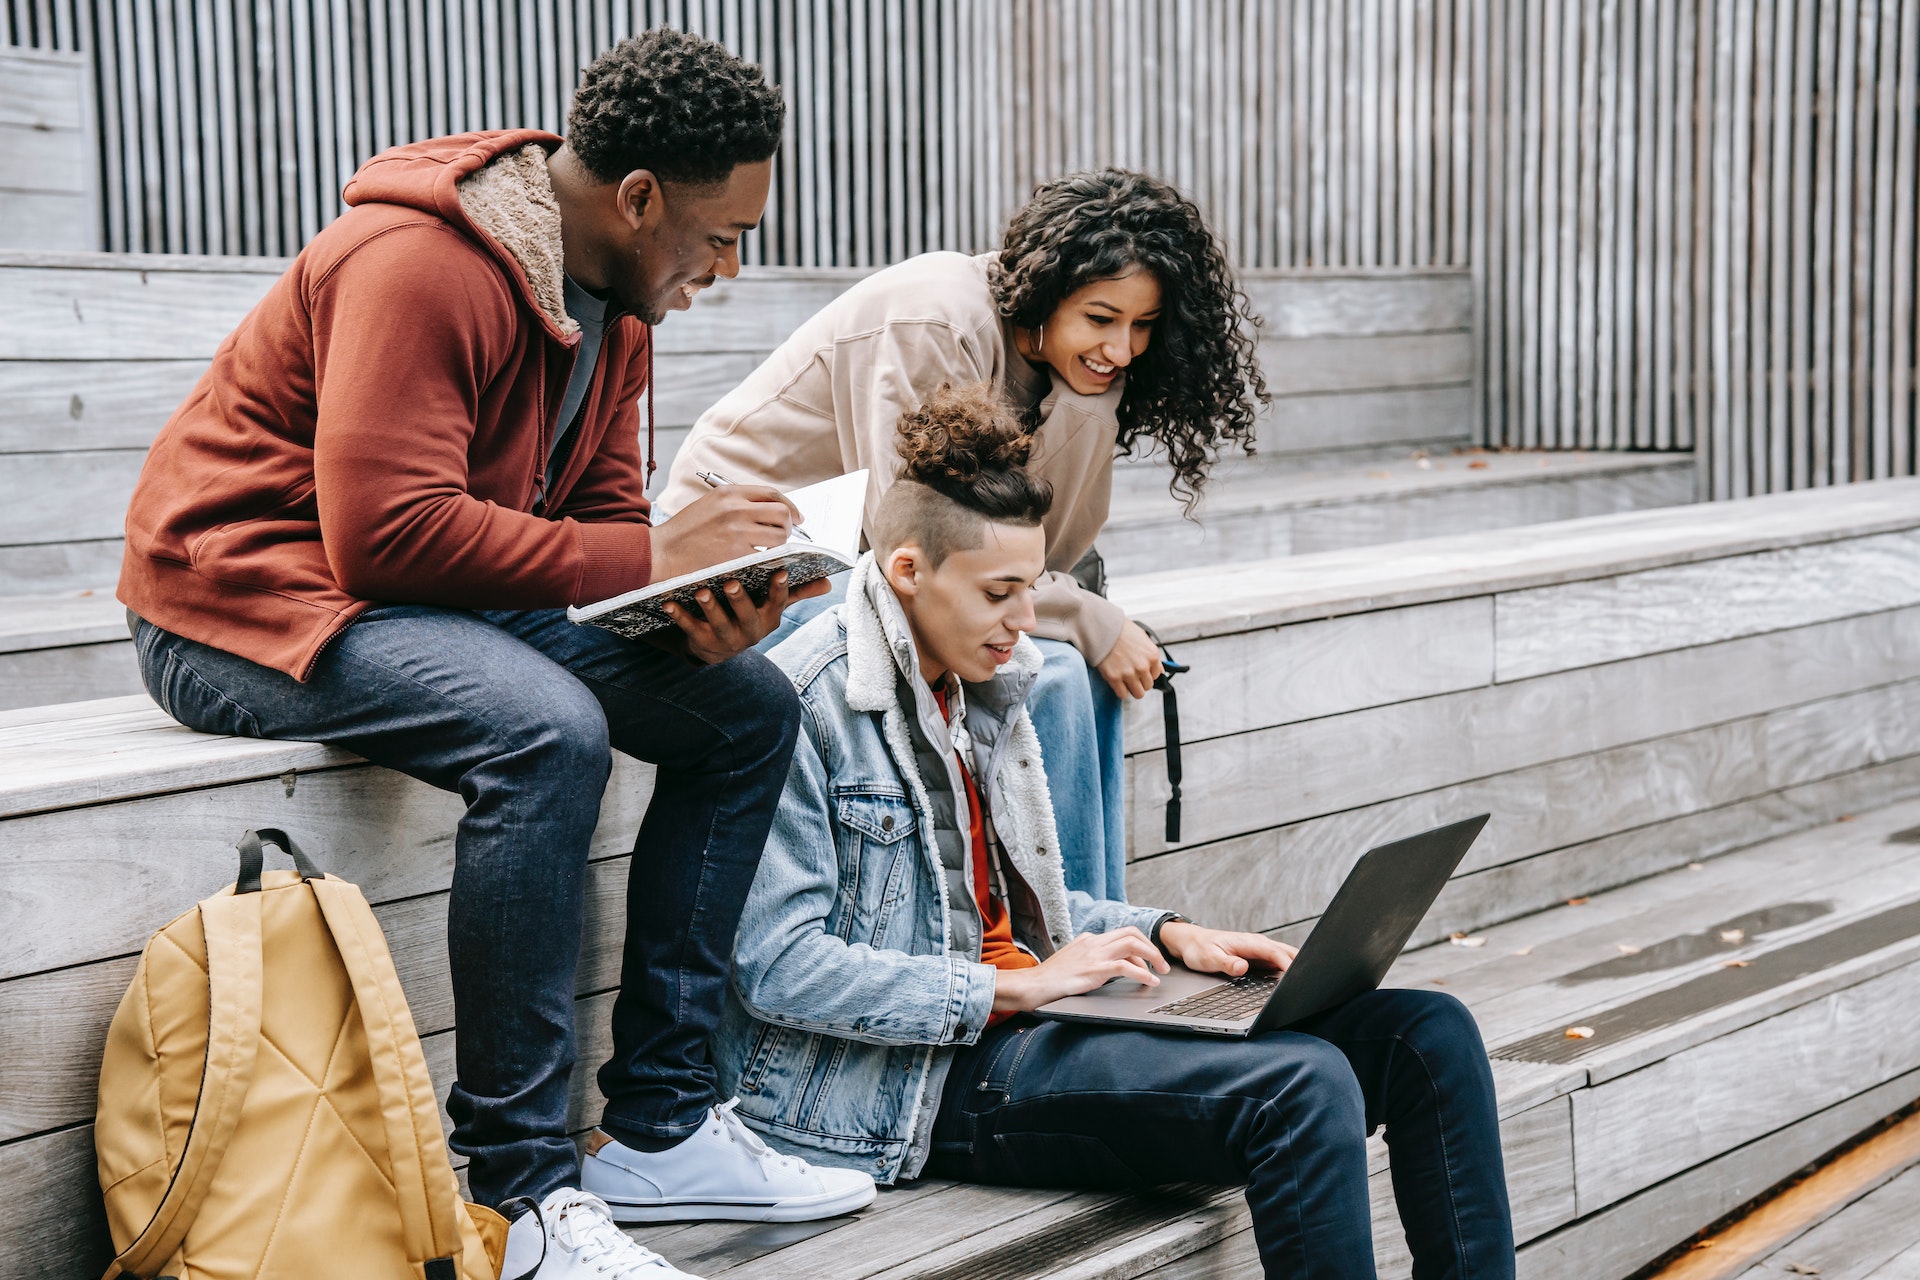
[119,30,873,1278]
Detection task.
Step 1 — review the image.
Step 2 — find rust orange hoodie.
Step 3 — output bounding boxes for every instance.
[119,130,655,680]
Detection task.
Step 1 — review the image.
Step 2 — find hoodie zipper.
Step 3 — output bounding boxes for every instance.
[532,335,580,514]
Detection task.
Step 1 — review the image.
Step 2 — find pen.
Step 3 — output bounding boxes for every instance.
[697,470,813,542]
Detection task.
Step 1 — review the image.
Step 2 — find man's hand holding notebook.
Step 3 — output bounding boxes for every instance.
[571,470,869,643]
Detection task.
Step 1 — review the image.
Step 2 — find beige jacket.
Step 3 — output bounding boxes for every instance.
[663,251,1128,661]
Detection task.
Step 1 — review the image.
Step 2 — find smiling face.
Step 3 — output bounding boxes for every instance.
[883,521,1048,687]
[602,157,773,324]
[1021,267,1164,396]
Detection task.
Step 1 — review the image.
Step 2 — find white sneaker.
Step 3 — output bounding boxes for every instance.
[582,1099,878,1224]
[500,1188,702,1279]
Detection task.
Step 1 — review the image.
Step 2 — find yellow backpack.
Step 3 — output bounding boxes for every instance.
[94,829,510,1280]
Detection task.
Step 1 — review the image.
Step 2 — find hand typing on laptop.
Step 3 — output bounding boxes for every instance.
[1157,923,1298,979]
[990,925,1296,1015]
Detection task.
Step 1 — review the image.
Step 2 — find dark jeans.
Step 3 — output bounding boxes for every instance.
[929,989,1515,1280]
[132,605,800,1206]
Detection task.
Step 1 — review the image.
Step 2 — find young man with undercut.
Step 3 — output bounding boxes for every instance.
[120,29,871,1279]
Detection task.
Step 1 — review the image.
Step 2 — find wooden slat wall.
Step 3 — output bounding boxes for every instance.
[8,2,1918,499]
[0,46,101,249]
[1477,0,1920,497]
[4,0,1475,271]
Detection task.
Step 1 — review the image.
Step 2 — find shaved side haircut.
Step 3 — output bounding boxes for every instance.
[872,383,1054,565]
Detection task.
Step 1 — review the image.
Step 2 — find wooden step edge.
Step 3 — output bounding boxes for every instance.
[1033,1192,1250,1280]
[874,1185,1243,1280]
[1645,1105,1920,1279]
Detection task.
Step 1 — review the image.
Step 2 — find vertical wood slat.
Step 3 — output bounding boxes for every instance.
[12,0,1920,501]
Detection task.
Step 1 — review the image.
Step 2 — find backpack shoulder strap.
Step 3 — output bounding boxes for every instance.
[310,875,466,1268]
[104,890,265,1280]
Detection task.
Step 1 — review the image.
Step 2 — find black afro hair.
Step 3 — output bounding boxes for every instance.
[567,27,785,187]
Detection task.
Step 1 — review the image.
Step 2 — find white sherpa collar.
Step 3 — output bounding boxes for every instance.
[455,143,578,339]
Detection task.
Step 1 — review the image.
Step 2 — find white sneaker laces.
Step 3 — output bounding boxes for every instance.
[549,1191,675,1277]
[713,1098,808,1182]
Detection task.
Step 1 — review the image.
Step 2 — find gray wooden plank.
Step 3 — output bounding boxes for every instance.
[1127,605,1920,857]
[1571,959,1920,1213]
[1257,331,1473,395]
[0,592,127,652]
[0,1124,110,1280]
[0,450,145,546]
[0,120,95,194]
[1110,478,1920,646]
[0,359,207,451]
[0,747,656,977]
[1285,461,1693,554]
[1868,1242,1920,1280]
[1424,754,1920,957]
[0,47,88,130]
[1117,597,1492,752]
[1132,1225,1259,1280]
[1127,681,1920,937]
[1518,1068,1920,1280]
[1732,1165,1920,1279]
[1238,270,1473,337]
[0,537,124,594]
[0,639,140,711]
[0,263,279,359]
[1255,384,1476,455]
[1495,529,1920,681]
[0,190,102,252]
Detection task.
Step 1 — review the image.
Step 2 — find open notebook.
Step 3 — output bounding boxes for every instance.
[568,470,868,639]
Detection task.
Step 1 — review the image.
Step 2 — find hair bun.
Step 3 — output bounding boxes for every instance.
[896,382,1032,492]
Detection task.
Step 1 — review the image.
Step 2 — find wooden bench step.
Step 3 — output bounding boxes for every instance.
[0,446,1695,710]
[0,591,138,711]
[1100,449,1697,575]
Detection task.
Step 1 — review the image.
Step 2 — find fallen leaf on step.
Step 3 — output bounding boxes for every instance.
[1786,1264,1821,1275]
[1690,1239,1715,1250]
[1565,1026,1596,1039]
[1721,959,1752,968]
[1367,470,1391,479]
[1448,932,1487,948]
[1513,945,1535,956]
[1719,928,1745,943]
[1431,978,1447,986]
[1416,457,1433,470]
[1467,460,1489,470]
[1687,862,1705,871]
[1616,943,1642,955]
[1838,815,1857,822]
[1567,897,1589,906]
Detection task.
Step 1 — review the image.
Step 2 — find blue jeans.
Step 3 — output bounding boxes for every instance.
[132,605,800,1207]
[763,575,1129,898]
[930,990,1515,1279]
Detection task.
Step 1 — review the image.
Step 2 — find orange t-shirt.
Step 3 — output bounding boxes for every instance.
[934,690,1039,1021]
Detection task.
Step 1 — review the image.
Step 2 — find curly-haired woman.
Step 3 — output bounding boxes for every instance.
[663,169,1269,899]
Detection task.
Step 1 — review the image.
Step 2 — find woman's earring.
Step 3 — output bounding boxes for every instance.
[1035,324,1045,355]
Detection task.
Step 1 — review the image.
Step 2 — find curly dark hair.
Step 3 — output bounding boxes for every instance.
[896,382,1053,523]
[990,169,1269,510]
[568,28,785,187]
[874,383,1054,564]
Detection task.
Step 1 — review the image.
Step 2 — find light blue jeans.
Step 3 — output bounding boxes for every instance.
[763,575,1129,899]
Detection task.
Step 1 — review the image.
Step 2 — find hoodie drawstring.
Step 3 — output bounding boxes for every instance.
[645,331,657,492]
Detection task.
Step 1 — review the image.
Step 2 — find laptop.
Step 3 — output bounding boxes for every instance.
[1034,815,1490,1037]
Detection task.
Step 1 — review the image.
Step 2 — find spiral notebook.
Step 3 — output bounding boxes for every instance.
[568,470,868,639]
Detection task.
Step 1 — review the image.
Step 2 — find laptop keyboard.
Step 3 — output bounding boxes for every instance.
[1152,971,1282,1021]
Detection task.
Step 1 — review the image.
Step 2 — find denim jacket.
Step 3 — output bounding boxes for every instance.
[715,555,1169,1182]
